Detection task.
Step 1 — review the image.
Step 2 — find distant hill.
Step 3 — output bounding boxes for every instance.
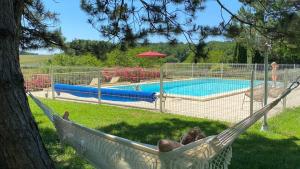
[20,51,38,55]
[20,55,52,65]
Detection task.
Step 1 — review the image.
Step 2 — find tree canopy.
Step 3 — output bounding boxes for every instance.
[227,0,300,63]
[80,0,227,53]
[64,39,115,60]
[21,0,64,49]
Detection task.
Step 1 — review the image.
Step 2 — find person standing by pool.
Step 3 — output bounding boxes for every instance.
[271,62,278,87]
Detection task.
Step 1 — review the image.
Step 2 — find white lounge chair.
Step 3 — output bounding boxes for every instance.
[90,76,120,86]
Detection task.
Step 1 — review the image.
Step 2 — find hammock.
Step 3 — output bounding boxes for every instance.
[29,76,300,169]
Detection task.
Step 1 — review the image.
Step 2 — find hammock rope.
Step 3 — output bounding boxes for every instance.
[216,76,300,147]
[28,76,300,169]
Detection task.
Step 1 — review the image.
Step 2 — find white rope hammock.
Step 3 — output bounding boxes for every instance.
[29,76,300,169]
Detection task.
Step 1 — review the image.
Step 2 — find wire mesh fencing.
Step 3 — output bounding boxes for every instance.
[48,67,161,110]
[162,63,300,123]
[22,65,51,92]
[22,63,300,123]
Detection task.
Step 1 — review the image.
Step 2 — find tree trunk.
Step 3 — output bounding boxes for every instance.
[0,0,55,168]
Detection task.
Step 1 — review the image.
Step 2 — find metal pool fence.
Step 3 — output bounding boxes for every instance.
[22,63,300,123]
[163,63,300,122]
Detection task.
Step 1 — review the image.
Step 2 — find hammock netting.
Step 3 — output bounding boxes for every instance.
[54,116,232,169]
[29,76,300,169]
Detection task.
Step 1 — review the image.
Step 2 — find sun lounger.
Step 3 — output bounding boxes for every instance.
[242,85,285,108]
[90,76,121,86]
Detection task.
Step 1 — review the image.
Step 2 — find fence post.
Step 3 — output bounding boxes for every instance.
[192,63,194,78]
[261,52,269,131]
[294,64,296,70]
[283,69,288,110]
[250,70,254,116]
[160,65,164,112]
[165,63,168,78]
[254,63,257,81]
[98,69,101,104]
[221,63,224,79]
[51,66,55,100]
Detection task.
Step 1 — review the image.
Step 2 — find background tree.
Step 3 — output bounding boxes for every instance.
[49,53,102,66]
[81,0,300,64]
[80,0,224,59]
[146,42,191,62]
[226,0,300,63]
[233,42,248,63]
[194,40,208,63]
[64,39,115,60]
[0,0,63,168]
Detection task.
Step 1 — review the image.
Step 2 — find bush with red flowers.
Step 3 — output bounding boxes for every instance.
[25,74,51,91]
[101,67,160,83]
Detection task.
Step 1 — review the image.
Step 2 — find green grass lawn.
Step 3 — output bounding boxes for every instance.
[20,55,51,65]
[29,99,300,169]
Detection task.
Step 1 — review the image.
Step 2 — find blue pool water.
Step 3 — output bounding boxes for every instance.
[112,78,260,97]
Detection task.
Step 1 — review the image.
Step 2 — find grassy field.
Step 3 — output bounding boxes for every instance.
[30,99,300,169]
[20,55,51,65]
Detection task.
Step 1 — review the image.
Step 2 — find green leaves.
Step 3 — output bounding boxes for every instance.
[22,0,64,49]
[65,39,115,60]
[80,0,219,46]
[49,53,102,67]
[229,0,300,63]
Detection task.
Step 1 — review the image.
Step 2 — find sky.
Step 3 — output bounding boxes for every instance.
[34,0,242,54]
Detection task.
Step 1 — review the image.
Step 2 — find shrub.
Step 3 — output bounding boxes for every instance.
[76,53,102,66]
[48,53,102,67]
[210,64,232,71]
[25,74,51,91]
[105,47,160,68]
[101,67,160,83]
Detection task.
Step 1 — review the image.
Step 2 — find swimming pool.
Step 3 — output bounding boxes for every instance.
[112,78,260,97]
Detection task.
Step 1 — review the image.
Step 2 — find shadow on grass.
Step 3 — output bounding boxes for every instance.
[231,132,300,169]
[97,118,228,145]
[38,117,300,169]
[38,127,92,169]
[97,119,300,169]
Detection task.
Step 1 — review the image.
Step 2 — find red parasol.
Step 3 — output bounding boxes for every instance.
[137,51,167,58]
